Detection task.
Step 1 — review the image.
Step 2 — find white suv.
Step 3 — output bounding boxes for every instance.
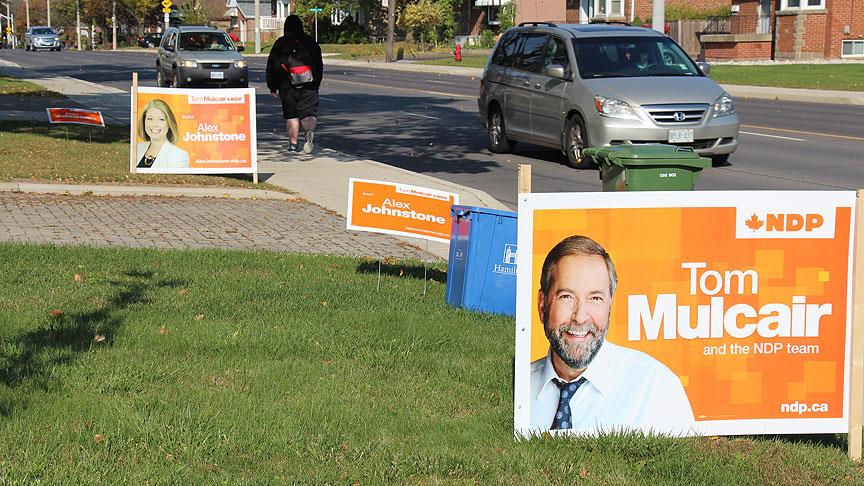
[479,22,739,168]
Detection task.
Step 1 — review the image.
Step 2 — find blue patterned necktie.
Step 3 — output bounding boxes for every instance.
[551,377,587,430]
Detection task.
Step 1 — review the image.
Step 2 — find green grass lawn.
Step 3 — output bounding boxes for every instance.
[0,76,284,190]
[708,64,864,91]
[415,59,864,91]
[1,242,862,483]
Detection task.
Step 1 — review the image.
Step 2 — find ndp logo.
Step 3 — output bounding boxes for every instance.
[736,205,836,239]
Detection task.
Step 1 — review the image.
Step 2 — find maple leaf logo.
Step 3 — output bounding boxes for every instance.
[745,214,764,231]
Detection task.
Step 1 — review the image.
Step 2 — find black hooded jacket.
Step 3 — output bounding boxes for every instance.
[266,15,324,92]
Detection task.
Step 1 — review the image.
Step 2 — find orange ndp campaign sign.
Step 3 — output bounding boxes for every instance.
[346,178,458,243]
[131,87,256,174]
[514,191,857,437]
[46,108,105,126]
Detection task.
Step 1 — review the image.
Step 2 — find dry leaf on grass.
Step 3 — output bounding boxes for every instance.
[194,314,205,321]
[49,309,63,317]
[320,301,328,307]
[159,325,169,335]
[165,453,174,461]
[579,465,589,478]
[73,274,83,282]
[93,334,106,343]
[94,434,105,444]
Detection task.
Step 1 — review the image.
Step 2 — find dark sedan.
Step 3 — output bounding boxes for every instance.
[138,32,163,48]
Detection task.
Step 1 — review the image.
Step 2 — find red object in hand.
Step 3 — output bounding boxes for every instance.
[454,43,462,62]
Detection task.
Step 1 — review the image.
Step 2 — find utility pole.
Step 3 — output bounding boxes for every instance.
[652,0,665,34]
[254,0,260,53]
[111,0,116,50]
[386,0,394,62]
[76,0,80,50]
[25,0,29,30]
[46,0,50,27]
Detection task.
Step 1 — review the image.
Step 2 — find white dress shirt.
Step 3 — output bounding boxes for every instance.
[530,340,696,436]
[136,141,190,169]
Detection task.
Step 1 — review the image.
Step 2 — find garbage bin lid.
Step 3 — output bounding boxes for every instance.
[585,144,711,168]
[451,205,517,218]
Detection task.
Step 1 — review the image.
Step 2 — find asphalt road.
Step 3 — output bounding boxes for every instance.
[3,49,863,208]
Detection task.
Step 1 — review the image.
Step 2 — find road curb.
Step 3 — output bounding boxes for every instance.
[0,182,298,200]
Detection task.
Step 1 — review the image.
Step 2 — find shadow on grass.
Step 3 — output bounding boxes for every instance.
[0,269,184,417]
[355,260,447,284]
[0,120,128,144]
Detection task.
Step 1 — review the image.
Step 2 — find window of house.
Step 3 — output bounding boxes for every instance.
[487,6,500,25]
[842,40,864,57]
[594,0,624,17]
[780,0,824,9]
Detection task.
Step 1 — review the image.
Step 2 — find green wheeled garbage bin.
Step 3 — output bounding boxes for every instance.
[584,144,711,191]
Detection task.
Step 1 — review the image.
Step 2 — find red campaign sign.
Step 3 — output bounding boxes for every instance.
[46,108,105,127]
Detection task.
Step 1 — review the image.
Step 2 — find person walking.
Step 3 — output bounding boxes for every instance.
[266,15,323,154]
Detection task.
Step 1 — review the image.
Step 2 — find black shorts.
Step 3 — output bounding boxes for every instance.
[279,87,319,120]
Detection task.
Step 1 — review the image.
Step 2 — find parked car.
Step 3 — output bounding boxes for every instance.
[138,32,163,48]
[24,26,61,52]
[155,25,248,88]
[478,22,739,167]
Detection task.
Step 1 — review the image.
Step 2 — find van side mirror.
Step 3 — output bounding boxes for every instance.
[696,61,711,75]
[237,45,244,52]
[544,64,567,79]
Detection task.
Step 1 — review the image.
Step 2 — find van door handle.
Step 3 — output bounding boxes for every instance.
[522,81,530,87]
[534,83,541,89]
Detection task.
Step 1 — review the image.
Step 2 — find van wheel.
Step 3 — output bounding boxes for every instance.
[156,69,168,87]
[564,114,593,169]
[488,107,516,154]
[711,154,730,167]
[171,69,182,88]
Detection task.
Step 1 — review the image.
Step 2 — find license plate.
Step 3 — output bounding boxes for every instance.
[668,129,694,143]
[210,72,225,79]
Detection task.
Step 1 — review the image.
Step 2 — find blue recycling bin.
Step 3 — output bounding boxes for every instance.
[446,205,517,316]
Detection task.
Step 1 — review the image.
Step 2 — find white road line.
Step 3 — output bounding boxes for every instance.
[319,96,338,102]
[353,73,377,78]
[740,131,807,142]
[400,111,440,120]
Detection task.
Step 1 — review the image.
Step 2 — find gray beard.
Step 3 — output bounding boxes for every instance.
[546,321,607,371]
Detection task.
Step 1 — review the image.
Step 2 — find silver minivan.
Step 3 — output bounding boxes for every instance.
[478,22,739,167]
[156,26,248,88]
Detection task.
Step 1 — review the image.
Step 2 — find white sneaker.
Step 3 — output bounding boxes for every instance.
[303,130,314,154]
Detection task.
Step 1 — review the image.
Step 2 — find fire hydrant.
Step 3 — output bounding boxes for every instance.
[454,43,462,62]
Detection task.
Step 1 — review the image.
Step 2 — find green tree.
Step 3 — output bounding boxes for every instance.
[499,2,516,31]
[398,0,442,47]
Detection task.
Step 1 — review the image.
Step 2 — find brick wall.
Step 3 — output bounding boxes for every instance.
[825,0,864,57]
[775,10,827,59]
[705,40,772,59]
[516,0,567,24]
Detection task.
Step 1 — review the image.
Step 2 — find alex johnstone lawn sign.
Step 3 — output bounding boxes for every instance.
[129,86,257,179]
[346,178,458,243]
[514,190,864,457]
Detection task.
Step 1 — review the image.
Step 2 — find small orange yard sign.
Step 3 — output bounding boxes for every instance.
[46,108,105,127]
[347,178,459,243]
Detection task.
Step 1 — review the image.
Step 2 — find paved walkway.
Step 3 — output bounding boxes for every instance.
[0,192,432,259]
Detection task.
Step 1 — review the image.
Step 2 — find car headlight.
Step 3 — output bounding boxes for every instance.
[594,95,637,119]
[713,94,735,117]
[234,60,247,68]
[179,60,198,68]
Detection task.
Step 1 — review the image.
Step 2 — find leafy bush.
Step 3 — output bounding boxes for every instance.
[475,28,496,48]
[499,3,516,31]
[337,18,371,44]
[665,5,732,20]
